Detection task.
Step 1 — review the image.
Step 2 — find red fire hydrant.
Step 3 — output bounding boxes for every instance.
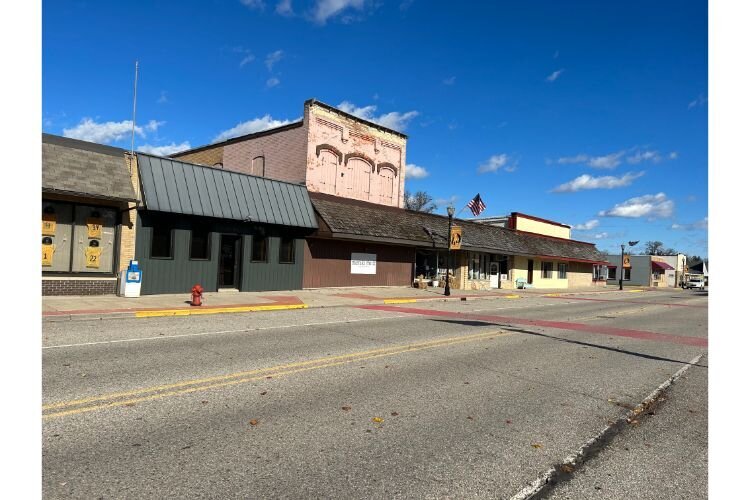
[191,284,204,306]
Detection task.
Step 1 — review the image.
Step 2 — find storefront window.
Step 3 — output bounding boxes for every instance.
[279,237,295,264]
[624,268,631,280]
[558,263,568,279]
[608,267,617,280]
[42,201,117,274]
[190,228,211,260]
[541,261,553,279]
[252,235,268,262]
[151,226,174,259]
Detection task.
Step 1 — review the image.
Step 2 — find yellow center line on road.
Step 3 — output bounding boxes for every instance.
[43,329,513,420]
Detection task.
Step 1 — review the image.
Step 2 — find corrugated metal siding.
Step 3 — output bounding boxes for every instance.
[137,154,317,229]
[135,216,219,295]
[241,237,304,291]
[303,238,414,288]
[135,212,305,295]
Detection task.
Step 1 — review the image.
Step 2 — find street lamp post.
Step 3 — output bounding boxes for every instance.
[444,206,455,296]
[619,240,640,291]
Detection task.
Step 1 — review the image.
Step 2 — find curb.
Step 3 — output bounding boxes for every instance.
[41,286,658,322]
[509,352,705,500]
[44,303,308,322]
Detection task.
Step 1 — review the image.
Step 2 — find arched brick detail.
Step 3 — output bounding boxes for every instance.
[344,152,376,172]
[377,162,398,175]
[315,144,343,164]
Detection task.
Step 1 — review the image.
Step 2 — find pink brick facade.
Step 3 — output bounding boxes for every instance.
[304,102,406,208]
[172,100,407,209]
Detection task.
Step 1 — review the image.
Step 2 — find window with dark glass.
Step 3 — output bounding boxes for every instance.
[190,228,211,260]
[252,235,267,262]
[151,226,173,259]
[558,263,568,279]
[541,261,553,279]
[608,267,617,280]
[624,268,631,280]
[279,237,295,264]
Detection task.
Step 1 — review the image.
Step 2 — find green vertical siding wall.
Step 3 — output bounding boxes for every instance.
[135,211,305,295]
[241,237,304,291]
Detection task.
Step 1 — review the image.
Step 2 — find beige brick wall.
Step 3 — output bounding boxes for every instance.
[118,154,140,272]
[567,262,599,288]
[223,125,308,183]
[173,146,224,167]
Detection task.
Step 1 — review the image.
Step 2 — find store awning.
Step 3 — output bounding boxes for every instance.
[137,153,318,229]
[651,261,675,271]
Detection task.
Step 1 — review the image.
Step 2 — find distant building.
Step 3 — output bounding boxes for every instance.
[603,254,683,288]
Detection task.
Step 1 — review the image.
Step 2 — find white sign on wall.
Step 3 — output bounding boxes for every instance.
[351,253,377,274]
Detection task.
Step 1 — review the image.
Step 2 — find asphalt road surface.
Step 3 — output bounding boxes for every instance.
[42,289,708,499]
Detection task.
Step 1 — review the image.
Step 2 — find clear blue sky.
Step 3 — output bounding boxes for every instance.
[42,0,708,257]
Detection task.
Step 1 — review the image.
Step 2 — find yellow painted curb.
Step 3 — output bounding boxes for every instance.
[626,289,645,293]
[504,294,520,299]
[383,299,418,304]
[544,293,561,297]
[135,303,308,318]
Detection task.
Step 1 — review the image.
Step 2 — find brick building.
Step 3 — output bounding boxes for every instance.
[41,134,139,295]
[173,99,407,208]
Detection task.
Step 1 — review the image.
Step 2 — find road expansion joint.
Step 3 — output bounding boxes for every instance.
[509,352,705,500]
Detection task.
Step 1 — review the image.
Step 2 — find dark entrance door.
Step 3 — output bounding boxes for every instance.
[218,235,241,288]
[527,259,534,284]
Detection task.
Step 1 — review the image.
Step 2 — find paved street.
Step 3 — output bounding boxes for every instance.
[42,289,708,499]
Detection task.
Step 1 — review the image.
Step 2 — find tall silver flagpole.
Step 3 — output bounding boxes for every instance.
[130,60,139,165]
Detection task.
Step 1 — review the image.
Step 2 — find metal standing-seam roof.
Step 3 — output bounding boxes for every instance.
[136,153,318,229]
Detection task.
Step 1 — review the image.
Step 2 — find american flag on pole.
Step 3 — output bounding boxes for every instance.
[467,193,486,217]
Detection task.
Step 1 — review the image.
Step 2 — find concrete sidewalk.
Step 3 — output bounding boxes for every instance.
[42,284,638,322]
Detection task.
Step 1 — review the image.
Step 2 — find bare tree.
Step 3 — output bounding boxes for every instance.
[642,240,680,256]
[643,240,664,255]
[404,190,437,213]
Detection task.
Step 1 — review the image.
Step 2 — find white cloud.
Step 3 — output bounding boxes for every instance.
[546,69,564,82]
[573,219,600,231]
[63,118,163,144]
[555,151,624,169]
[626,150,661,164]
[240,0,265,9]
[671,217,708,231]
[276,0,293,15]
[442,76,456,85]
[552,171,645,192]
[405,164,429,179]
[688,93,707,109]
[588,152,624,169]
[266,77,280,88]
[598,192,674,219]
[434,195,458,207]
[265,50,284,71]
[239,53,255,67]
[312,0,365,24]
[593,232,609,239]
[212,114,297,143]
[138,142,192,156]
[157,91,168,104]
[336,101,418,131]
[477,154,516,174]
[669,151,678,160]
